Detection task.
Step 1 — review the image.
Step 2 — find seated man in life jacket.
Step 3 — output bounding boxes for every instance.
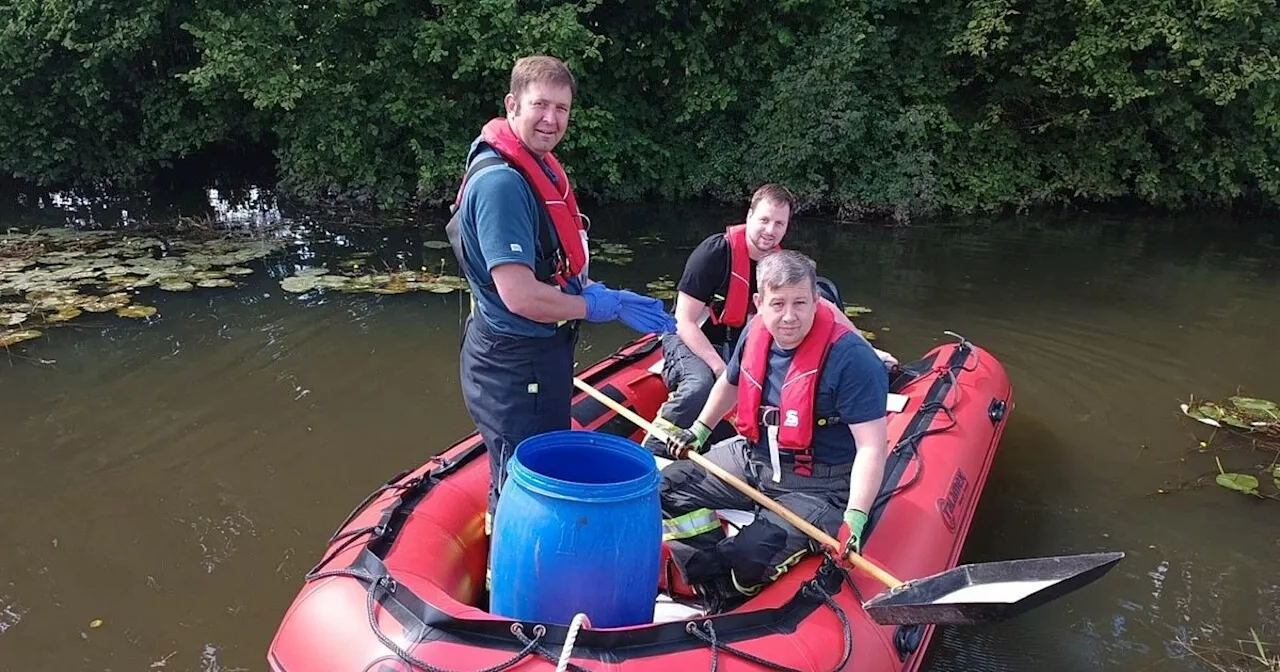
[640,184,895,458]
[659,249,890,613]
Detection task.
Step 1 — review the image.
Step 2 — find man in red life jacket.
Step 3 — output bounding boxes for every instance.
[447,56,676,534]
[640,185,896,457]
[658,250,890,613]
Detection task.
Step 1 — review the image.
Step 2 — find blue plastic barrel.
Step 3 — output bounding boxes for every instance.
[489,430,662,628]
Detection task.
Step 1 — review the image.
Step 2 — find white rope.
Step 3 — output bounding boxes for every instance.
[556,612,590,672]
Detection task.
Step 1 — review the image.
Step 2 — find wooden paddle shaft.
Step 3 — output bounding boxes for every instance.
[571,376,905,590]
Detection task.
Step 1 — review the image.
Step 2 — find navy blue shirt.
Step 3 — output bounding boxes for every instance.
[726,316,888,464]
[456,136,585,338]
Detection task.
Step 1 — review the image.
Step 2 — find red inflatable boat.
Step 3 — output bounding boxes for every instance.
[267,331,1013,672]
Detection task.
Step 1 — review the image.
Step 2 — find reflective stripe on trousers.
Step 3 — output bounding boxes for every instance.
[662,508,721,541]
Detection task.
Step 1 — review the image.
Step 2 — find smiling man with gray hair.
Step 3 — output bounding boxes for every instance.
[657,249,891,613]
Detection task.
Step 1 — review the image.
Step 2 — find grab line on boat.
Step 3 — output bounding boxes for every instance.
[681,569,853,672]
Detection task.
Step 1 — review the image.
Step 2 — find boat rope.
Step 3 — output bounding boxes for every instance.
[555,613,590,672]
[304,474,429,578]
[513,627,593,672]
[871,399,958,508]
[363,574,544,672]
[329,474,425,542]
[684,579,852,672]
[302,567,593,672]
[304,524,384,579]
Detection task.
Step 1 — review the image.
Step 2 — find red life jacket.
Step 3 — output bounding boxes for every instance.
[708,224,756,328]
[451,118,587,287]
[732,303,846,476]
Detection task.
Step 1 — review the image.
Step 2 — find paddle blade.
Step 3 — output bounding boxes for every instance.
[861,551,1125,626]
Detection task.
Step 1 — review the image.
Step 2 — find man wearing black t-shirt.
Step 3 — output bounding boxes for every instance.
[641,184,894,457]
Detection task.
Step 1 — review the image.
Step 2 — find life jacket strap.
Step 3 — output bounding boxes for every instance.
[757,406,843,428]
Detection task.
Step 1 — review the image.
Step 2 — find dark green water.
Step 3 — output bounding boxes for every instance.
[1,194,1277,671]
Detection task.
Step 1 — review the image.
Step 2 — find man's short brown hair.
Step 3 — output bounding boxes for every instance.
[749,183,795,213]
[510,55,577,99]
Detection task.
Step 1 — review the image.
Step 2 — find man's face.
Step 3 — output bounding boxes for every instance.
[504,81,573,156]
[744,198,790,258]
[753,280,817,350]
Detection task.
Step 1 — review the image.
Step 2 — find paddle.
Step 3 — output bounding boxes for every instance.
[571,376,1125,626]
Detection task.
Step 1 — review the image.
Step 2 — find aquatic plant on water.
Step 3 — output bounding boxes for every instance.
[1174,627,1280,672]
[1174,394,1280,502]
[1,227,286,348]
[590,239,634,266]
[1182,396,1280,439]
[277,264,470,295]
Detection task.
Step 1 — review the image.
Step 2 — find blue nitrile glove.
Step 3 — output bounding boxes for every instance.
[581,282,622,323]
[616,290,678,334]
[661,419,712,459]
[839,509,869,556]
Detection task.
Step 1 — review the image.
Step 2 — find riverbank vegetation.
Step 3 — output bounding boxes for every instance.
[2,0,1279,220]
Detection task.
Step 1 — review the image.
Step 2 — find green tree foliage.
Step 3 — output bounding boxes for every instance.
[0,0,261,188]
[1,0,1278,216]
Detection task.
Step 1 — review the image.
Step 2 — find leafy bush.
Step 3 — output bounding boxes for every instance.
[2,0,1278,218]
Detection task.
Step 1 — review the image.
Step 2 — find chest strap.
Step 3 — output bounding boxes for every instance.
[757,406,844,429]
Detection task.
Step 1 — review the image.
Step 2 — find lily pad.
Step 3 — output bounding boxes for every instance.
[591,240,634,265]
[44,307,83,323]
[1181,396,1279,436]
[280,276,319,293]
[1229,396,1278,417]
[2,311,27,327]
[278,268,471,296]
[159,280,195,292]
[2,227,288,339]
[843,304,873,317]
[0,328,41,347]
[1181,403,1223,427]
[317,275,352,290]
[196,278,236,289]
[423,240,453,249]
[116,305,157,319]
[432,274,469,290]
[1215,473,1260,495]
[80,293,132,313]
[31,291,82,311]
[36,251,85,263]
[645,277,678,300]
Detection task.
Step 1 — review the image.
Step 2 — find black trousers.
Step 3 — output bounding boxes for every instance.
[459,314,578,520]
[661,437,850,605]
